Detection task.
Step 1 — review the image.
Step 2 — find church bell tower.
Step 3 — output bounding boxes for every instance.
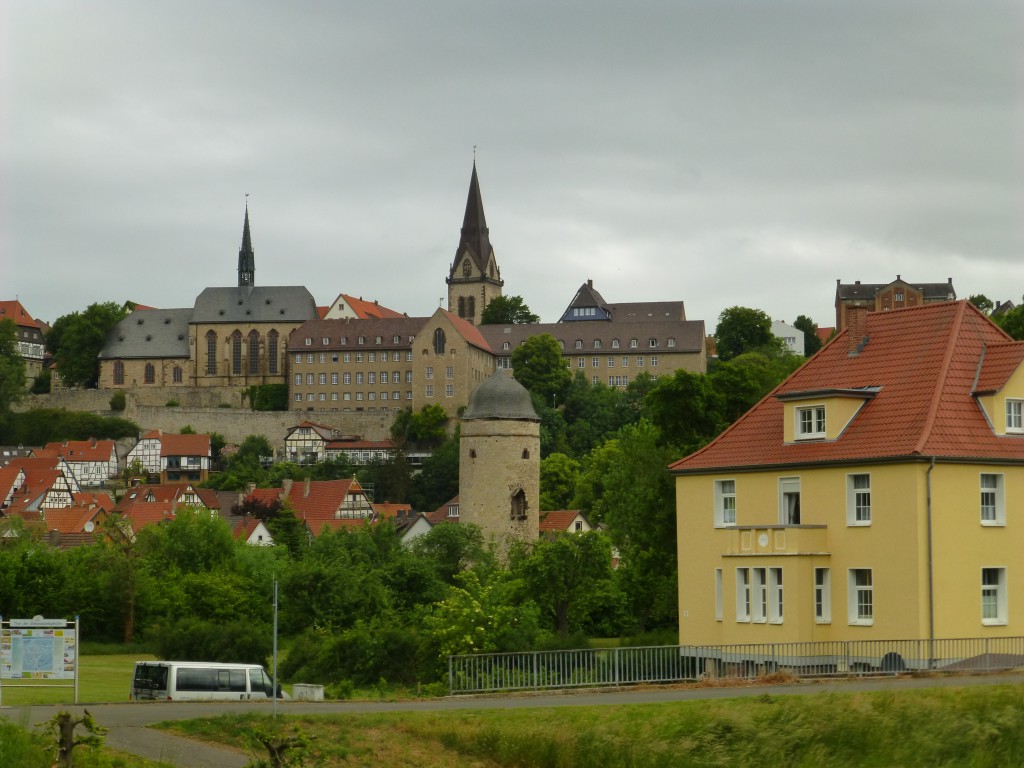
[446,161,503,324]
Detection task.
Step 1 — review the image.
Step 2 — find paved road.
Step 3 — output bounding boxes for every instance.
[3,672,1023,766]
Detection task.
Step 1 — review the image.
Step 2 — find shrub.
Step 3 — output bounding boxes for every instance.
[109,391,126,411]
[165,399,179,407]
[153,617,272,666]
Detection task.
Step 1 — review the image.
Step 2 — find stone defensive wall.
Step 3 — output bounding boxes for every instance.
[18,389,397,447]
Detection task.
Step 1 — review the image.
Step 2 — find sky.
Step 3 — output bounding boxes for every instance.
[3,1,1022,333]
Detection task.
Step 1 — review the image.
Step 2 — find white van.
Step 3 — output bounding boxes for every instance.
[130,661,280,701]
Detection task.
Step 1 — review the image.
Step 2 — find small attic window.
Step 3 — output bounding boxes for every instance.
[118,336,124,342]
[137,318,144,325]
[245,310,251,315]
[393,335,400,343]
[375,336,383,344]
[280,309,286,314]
[163,318,171,324]
[237,299,243,305]
[265,298,272,304]
[177,334,184,340]
[219,309,225,316]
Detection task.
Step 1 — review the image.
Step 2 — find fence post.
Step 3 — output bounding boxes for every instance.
[448,655,453,696]
[615,646,621,686]
[533,650,539,690]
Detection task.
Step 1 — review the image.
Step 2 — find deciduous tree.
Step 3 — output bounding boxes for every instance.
[793,315,823,357]
[511,333,571,405]
[480,295,540,324]
[48,302,128,387]
[714,306,783,361]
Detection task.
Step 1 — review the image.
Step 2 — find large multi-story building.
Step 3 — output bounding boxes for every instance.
[478,279,707,387]
[672,301,1023,652]
[834,276,956,332]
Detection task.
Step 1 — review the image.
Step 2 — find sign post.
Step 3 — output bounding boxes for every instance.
[0,615,80,704]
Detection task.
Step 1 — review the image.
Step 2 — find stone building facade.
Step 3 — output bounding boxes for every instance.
[834,276,956,332]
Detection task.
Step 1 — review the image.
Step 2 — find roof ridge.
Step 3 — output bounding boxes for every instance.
[912,301,967,455]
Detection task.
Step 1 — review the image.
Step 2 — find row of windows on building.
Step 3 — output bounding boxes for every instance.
[294,371,414,386]
[113,361,184,385]
[294,391,413,403]
[572,355,659,368]
[294,351,414,364]
[713,472,1008,528]
[302,335,417,347]
[714,566,1008,626]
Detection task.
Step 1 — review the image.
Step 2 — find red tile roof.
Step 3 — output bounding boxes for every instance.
[440,310,493,353]
[373,502,412,519]
[0,300,43,328]
[159,433,211,457]
[426,495,460,526]
[973,342,1024,395]
[40,440,116,462]
[671,302,1024,472]
[539,510,585,532]
[340,294,405,320]
[243,478,373,526]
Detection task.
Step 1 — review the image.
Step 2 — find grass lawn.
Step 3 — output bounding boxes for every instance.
[158,683,1024,768]
[0,654,157,706]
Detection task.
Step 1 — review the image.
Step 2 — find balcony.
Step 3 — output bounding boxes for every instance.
[722,524,829,557]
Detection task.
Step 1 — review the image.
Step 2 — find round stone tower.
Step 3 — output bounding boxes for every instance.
[459,370,540,558]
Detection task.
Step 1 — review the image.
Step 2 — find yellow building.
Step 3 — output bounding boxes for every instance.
[672,302,1024,656]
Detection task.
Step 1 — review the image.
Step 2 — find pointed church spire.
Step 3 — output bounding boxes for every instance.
[458,160,492,269]
[238,198,255,287]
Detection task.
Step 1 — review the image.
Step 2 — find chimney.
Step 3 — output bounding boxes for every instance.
[281,478,293,499]
[587,279,593,289]
[246,482,256,496]
[847,307,869,356]
[304,477,311,497]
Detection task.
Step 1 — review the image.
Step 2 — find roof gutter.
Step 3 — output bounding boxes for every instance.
[926,457,936,667]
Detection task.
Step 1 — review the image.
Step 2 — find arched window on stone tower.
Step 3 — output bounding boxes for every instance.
[468,296,476,318]
[458,297,466,318]
[433,328,446,355]
[462,259,472,277]
[510,488,528,520]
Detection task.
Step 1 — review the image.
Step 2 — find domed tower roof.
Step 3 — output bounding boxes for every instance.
[462,371,540,421]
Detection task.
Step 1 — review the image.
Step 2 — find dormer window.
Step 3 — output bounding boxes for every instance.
[593,339,602,349]
[1006,400,1023,433]
[340,336,347,345]
[630,338,638,348]
[667,338,676,348]
[304,338,312,346]
[575,340,583,350]
[649,338,658,348]
[611,339,620,349]
[797,406,826,439]
[322,337,329,345]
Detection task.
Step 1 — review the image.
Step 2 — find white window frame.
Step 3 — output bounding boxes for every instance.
[779,477,801,525]
[814,568,831,623]
[981,473,1005,526]
[714,479,736,527]
[796,405,826,439]
[981,567,1007,625]
[846,473,871,525]
[752,567,768,623]
[715,569,723,621]
[848,569,873,626]
[736,568,751,622]
[769,568,783,624]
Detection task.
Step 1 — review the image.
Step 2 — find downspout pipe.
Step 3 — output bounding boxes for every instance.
[926,458,936,666]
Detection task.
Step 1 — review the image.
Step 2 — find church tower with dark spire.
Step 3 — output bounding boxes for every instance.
[238,203,255,288]
[446,161,503,324]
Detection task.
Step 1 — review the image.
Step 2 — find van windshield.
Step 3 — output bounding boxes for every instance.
[249,667,273,696]
[132,664,168,699]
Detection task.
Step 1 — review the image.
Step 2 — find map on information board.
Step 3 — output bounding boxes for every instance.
[0,626,77,679]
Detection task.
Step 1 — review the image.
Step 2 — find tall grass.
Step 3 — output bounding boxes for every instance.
[160,683,1024,768]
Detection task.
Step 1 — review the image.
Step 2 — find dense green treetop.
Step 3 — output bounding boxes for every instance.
[0,318,26,422]
[48,301,129,387]
[511,333,572,404]
[793,314,823,357]
[714,306,784,361]
[993,300,1024,340]
[969,294,994,315]
[480,295,541,324]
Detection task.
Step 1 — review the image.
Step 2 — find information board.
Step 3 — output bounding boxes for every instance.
[0,618,77,680]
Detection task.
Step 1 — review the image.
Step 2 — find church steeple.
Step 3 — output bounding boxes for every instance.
[459,161,492,269]
[447,160,503,324]
[238,201,255,288]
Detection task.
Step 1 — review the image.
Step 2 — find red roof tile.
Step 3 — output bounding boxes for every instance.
[0,299,43,328]
[671,302,1024,472]
[41,440,115,463]
[159,433,211,457]
[539,510,584,532]
[340,294,405,320]
[439,310,492,353]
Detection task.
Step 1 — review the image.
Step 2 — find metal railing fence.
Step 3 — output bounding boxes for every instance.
[448,636,1024,695]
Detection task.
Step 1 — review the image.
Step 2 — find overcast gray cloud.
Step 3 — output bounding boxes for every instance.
[3,1,1022,333]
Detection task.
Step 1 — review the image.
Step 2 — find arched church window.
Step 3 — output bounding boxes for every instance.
[468,297,476,318]
[248,331,260,374]
[172,366,182,383]
[267,331,279,374]
[462,259,472,277]
[205,331,217,375]
[232,332,243,375]
[433,328,446,355]
[113,361,125,385]
[144,363,155,384]
[458,297,466,318]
